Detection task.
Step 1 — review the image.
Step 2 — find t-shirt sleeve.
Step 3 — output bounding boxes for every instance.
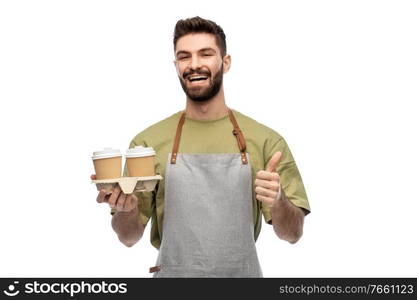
[262,133,311,224]
[110,139,155,227]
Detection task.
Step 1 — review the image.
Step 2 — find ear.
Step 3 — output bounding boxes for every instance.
[222,54,231,74]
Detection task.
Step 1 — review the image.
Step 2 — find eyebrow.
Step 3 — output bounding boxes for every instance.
[176,47,217,56]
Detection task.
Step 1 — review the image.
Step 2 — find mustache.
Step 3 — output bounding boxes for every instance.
[183,69,211,79]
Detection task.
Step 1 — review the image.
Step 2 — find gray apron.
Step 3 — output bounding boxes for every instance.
[150,108,262,278]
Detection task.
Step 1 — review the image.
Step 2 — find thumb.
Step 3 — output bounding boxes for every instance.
[266,151,282,172]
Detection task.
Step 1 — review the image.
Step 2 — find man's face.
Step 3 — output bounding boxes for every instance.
[174,33,230,102]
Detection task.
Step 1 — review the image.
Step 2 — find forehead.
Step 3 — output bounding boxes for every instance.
[175,33,219,53]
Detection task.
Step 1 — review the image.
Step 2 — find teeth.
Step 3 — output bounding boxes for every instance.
[189,75,208,81]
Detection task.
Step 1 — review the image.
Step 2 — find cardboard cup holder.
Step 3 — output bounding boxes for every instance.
[92,175,162,194]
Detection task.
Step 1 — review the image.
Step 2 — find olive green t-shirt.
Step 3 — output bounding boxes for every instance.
[113,109,310,249]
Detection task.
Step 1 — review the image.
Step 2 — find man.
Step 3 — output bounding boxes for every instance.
[93,16,310,278]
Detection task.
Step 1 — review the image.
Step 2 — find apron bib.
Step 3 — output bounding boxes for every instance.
[150,108,262,277]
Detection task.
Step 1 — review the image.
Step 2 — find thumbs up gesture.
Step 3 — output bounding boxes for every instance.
[255,151,283,208]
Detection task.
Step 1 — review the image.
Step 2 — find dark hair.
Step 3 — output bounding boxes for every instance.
[173,16,227,57]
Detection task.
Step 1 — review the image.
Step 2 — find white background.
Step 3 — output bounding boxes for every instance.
[1,0,416,277]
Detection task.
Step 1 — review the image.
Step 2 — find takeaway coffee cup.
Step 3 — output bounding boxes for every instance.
[92,148,122,179]
[126,146,156,177]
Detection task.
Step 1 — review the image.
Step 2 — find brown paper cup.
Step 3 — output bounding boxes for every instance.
[93,156,122,179]
[126,156,155,177]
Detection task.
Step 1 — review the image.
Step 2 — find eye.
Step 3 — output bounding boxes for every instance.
[177,55,190,61]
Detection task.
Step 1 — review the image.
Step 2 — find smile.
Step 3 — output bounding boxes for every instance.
[187,75,209,83]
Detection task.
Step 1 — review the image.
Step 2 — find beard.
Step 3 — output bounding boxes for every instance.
[178,65,223,102]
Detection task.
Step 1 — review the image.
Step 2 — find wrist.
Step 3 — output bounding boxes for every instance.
[114,204,138,217]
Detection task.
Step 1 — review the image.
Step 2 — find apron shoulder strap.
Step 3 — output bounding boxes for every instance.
[228,108,248,164]
[171,111,186,164]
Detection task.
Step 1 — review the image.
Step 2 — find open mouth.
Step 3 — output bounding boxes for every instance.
[187,75,209,83]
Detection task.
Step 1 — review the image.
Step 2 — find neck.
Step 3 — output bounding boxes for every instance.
[185,87,228,120]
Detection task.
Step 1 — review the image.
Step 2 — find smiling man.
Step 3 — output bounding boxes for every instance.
[176,32,225,103]
[94,16,311,278]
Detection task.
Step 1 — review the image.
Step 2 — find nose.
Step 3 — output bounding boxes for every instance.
[189,54,202,70]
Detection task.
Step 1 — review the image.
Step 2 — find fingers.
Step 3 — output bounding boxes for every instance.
[123,194,139,211]
[96,189,111,203]
[96,185,138,212]
[115,190,139,212]
[116,192,127,211]
[123,194,132,211]
[255,194,275,207]
[96,190,105,203]
[266,151,282,172]
[90,174,97,180]
[255,169,281,207]
[255,178,280,191]
[255,186,279,199]
[256,170,280,181]
[108,186,121,208]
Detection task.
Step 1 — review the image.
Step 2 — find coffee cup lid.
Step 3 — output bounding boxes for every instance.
[126,146,156,158]
[92,147,122,160]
